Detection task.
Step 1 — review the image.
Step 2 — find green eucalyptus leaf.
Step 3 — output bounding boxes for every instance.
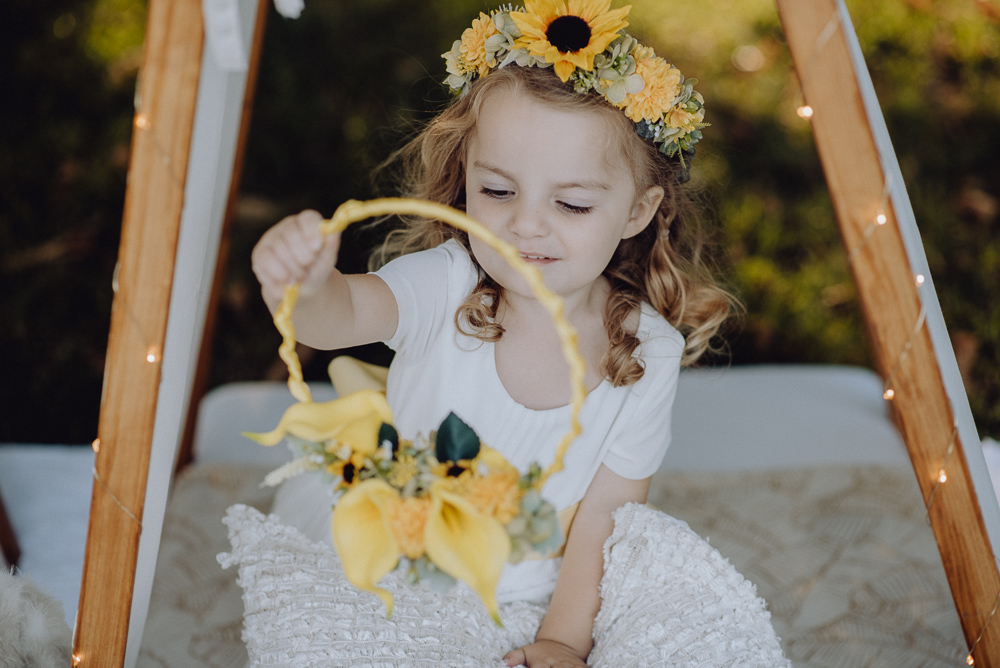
[435,412,480,463]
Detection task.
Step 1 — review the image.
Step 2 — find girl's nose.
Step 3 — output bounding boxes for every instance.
[508,202,547,239]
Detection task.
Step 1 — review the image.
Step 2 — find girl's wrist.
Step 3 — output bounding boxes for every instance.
[534,628,591,661]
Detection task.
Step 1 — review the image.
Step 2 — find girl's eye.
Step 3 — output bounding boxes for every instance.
[479,186,512,200]
[559,201,593,215]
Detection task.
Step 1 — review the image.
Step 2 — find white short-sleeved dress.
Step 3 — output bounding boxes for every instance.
[374,239,685,604]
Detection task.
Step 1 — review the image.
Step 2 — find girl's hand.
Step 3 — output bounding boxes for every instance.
[251,209,341,304]
[503,640,587,667]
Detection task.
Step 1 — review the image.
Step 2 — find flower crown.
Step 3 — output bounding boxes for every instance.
[443,1,707,181]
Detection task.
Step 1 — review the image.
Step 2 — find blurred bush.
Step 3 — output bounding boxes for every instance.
[1,0,997,443]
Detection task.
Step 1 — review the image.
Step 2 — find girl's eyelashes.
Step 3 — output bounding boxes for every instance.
[479,186,512,200]
[479,186,594,215]
[559,201,593,215]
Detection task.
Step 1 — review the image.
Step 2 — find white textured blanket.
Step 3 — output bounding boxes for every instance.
[137,464,963,667]
[218,502,789,667]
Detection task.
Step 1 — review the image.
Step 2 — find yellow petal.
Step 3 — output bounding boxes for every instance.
[331,479,401,616]
[553,59,576,82]
[424,482,511,624]
[328,356,389,395]
[243,390,392,450]
[475,445,517,473]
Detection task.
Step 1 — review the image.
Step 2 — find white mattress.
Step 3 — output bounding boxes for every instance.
[0,364,974,631]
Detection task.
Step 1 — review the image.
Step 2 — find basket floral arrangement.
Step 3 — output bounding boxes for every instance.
[245,198,586,623]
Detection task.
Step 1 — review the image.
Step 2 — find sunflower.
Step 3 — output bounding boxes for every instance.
[511,0,631,82]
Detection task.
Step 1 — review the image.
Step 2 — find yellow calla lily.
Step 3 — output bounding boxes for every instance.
[243,389,392,452]
[424,481,511,625]
[331,478,401,617]
[475,445,517,473]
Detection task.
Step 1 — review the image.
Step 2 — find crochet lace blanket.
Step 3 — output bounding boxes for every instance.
[218,502,789,667]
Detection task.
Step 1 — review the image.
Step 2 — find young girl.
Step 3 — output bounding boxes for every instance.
[251,3,734,665]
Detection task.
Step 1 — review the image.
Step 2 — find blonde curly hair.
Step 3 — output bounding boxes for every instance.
[371,65,737,384]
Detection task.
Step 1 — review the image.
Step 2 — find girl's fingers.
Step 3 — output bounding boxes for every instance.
[301,232,340,295]
[288,210,325,264]
[502,648,527,667]
[252,211,326,287]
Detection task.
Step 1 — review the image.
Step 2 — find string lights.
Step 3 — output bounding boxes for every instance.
[795,9,996,665]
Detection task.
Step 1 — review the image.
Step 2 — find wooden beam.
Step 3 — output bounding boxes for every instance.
[72,0,203,665]
[177,0,270,473]
[774,0,1000,664]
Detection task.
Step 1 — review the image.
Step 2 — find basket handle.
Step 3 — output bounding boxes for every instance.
[272,197,586,488]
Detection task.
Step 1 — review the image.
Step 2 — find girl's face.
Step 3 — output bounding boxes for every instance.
[465,88,662,310]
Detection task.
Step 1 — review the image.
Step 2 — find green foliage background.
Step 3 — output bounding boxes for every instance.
[1,0,997,443]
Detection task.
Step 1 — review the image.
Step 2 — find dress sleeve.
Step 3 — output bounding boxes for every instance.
[601,309,684,480]
[372,240,477,356]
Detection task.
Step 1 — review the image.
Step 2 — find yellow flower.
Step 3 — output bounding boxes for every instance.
[243,389,392,457]
[460,12,500,78]
[665,103,705,135]
[511,0,631,82]
[618,55,683,123]
[425,481,511,624]
[631,44,655,61]
[457,469,522,525]
[331,479,401,616]
[331,477,511,622]
[388,454,419,488]
[325,451,368,486]
[387,496,432,559]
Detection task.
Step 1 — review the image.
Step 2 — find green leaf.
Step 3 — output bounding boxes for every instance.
[378,422,399,453]
[435,412,480,463]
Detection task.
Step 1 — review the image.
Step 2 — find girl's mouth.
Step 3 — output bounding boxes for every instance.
[520,252,556,265]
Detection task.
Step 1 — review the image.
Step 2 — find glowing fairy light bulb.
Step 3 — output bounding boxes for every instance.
[883,388,895,400]
[92,438,101,453]
[135,114,149,129]
[915,274,925,287]
[72,654,82,667]
[967,653,974,665]
[876,213,887,225]
[938,469,947,484]
[146,346,159,363]
[796,105,813,119]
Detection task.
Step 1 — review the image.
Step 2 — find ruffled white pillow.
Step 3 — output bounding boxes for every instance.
[219,503,790,667]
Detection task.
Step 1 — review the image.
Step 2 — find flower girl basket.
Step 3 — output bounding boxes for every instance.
[246,197,588,623]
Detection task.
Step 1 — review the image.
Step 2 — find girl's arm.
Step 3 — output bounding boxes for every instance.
[503,464,651,667]
[251,209,398,349]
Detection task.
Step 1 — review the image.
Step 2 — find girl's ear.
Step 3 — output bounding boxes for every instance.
[622,186,665,240]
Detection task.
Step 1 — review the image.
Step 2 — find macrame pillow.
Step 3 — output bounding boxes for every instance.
[219,503,790,667]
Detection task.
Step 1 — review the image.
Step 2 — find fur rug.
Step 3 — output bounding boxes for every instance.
[0,568,72,668]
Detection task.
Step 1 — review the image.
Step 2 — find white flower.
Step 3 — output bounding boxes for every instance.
[261,456,318,487]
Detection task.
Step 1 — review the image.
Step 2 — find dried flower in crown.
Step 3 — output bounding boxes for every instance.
[442,1,708,181]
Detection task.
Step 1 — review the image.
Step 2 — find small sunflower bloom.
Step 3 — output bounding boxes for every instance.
[511,0,631,82]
